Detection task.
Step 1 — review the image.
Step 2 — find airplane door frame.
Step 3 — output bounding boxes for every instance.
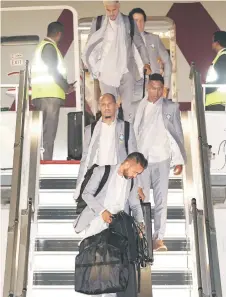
[78,16,177,102]
[1,6,81,111]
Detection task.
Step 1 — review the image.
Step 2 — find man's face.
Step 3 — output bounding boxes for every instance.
[132,13,145,33]
[147,80,164,102]
[212,37,218,52]
[123,160,144,179]
[105,3,120,21]
[99,94,117,120]
[55,32,63,43]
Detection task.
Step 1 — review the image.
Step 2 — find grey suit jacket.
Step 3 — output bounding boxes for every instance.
[77,119,138,185]
[136,98,186,163]
[74,165,144,233]
[85,14,149,80]
[162,99,186,163]
[143,32,172,89]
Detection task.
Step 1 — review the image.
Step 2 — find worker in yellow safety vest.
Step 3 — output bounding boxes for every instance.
[205,31,226,111]
[31,21,75,160]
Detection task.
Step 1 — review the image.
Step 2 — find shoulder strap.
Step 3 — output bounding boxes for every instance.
[96,15,103,31]
[94,165,111,197]
[91,121,97,136]
[124,121,130,155]
[78,164,99,199]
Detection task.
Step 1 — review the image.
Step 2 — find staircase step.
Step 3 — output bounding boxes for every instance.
[37,206,185,220]
[35,238,190,252]
[40,163,80,178]
[40,178,182,190]
[38,190,184,207]
[33,251,191,271]
[31,287,192,297]
[33,271,192,286]
[36,220,186,238]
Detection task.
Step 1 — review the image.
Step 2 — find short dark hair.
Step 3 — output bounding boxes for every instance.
[129,8,147,22]
[213,31,226,48]
[126,152,148,169]
[149,73,164,85]
[47,22,64,37]
[100,93,116,103]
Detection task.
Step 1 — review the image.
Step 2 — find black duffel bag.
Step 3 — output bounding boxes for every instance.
[74,228,129,295]
[110,211,151,292]
[110,211,139,262]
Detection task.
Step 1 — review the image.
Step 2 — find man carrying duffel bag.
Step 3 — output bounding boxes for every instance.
[73,152,148,297]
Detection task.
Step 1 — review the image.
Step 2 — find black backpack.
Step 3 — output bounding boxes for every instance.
[91,120,130,154]
[76,164,110,215]
[96,14,135,43]
[76,164,134,215]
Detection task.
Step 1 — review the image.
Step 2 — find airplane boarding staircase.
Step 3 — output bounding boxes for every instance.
[1,62,223,297]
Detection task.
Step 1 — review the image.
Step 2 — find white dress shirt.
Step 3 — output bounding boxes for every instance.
[139,98,171,163]
[100,20,115,68]
[96,120,117,166]
[99,16,128,82]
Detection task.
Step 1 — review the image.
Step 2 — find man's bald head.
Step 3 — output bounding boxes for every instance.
[103,1,120,20]
[99,93,118,122]
[103,1,119,6]
[100,93,116,103]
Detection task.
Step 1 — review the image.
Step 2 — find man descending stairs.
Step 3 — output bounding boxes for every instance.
[31,163,192,297]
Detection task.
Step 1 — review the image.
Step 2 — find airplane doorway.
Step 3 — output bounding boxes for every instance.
[78,16,177,116]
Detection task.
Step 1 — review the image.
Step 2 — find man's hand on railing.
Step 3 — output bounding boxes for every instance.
[174,164,183,175]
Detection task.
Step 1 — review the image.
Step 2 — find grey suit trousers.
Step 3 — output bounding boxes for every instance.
[142,158,171,240]
[99,72,134,123]
[32,98,63,160]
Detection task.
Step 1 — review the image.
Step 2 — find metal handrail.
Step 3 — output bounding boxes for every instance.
[189,62,222,297]
[191,198,204,297]
[3,60,42,297]
[3,68,27,297]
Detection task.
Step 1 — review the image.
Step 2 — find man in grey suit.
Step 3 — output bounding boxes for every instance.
[129,8,172,118]
[74,152,147,234]
[82,1,151,123]
[134,73,186,251]
[74,152,148,297]
[75,93,145,201]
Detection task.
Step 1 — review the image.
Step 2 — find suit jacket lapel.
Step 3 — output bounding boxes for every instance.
[162,100,185,159]
[162,99,177,136]
[144,31,149,46]
[162,99,169,130]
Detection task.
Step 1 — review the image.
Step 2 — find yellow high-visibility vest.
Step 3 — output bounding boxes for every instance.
[206,49,226,106]
[31,40,67,100]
